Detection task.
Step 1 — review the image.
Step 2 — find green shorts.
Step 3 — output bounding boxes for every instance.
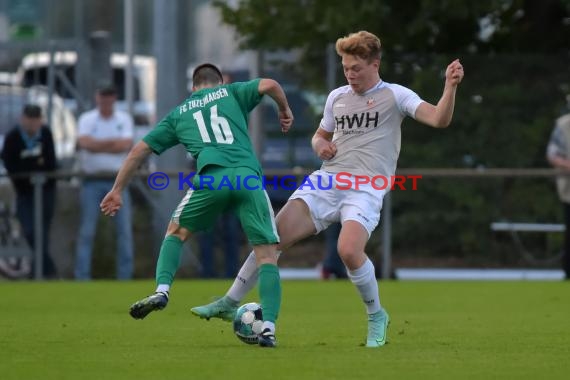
[172,166,279,245]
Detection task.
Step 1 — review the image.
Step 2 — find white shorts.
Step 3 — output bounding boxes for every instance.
[289,170,386,237]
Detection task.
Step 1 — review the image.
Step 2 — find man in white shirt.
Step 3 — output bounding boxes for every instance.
[75,83,134,280]
[191,31,464,348]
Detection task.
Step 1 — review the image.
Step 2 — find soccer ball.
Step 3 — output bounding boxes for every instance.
[233,302,264,345]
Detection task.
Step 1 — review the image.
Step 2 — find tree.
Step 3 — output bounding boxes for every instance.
[214,0,570,263]
[214,0,569,89]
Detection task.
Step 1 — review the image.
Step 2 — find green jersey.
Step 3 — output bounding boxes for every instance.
[143,79,263,174]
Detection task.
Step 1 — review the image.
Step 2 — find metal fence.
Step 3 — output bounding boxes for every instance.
[0,168,566,280]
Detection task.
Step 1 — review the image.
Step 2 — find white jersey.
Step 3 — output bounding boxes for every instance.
[78,109,134,174]
[320,81,424,178]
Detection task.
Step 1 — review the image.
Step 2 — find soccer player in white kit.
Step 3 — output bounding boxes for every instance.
[192,30,464,347]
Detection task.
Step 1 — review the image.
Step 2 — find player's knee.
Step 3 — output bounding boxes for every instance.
[165,222,191,242]
[337,242,361,266]
[253,245,279,265]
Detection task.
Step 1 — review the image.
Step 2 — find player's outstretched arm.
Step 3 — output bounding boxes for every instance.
[100,141,152,216]
[258,79,294,133]
[415,59,464,128]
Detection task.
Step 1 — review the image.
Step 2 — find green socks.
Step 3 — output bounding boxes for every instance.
[155,235,183,286]
[258,263,281,323]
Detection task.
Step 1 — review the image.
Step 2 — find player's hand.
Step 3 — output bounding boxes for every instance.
[279,107,294,133]
[315,140,337,160]
[446,59,464,86]
[100,190,122,217]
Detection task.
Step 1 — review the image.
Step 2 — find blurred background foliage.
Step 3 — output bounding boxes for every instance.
[215,0,570,265]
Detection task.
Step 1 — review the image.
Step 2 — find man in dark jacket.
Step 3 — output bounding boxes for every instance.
[1,104,58,278]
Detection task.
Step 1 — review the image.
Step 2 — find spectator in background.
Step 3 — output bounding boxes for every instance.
[321,223,347,279]
[188,155,241,278]
[75,83,134,280]
[1,104,58,278]
[546,100,570,280]
[198,214,241,278]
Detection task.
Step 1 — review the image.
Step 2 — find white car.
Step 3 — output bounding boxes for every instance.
[16,51,156,127]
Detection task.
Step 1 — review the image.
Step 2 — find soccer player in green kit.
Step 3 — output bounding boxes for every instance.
[100,63,294,348]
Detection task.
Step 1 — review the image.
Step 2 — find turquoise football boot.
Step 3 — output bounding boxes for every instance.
[366,309,390,347]
[190,296,238,321]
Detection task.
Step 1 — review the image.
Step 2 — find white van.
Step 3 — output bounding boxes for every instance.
[15,52,156,127]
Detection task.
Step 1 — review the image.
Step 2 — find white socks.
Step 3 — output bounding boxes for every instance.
[262,321,276,334]
[226,250,281,302]
[347,258,381,314]
[156,284,170,294]
[226,251,259,302]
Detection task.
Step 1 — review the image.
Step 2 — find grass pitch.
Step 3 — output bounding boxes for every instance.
[1,280,569,380]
